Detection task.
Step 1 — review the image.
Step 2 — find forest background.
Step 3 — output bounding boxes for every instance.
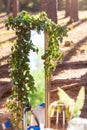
[1,0,87,12]
[0,0,87,108]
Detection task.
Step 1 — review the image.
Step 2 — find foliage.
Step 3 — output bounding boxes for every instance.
[58,87,85,120]
[29,69,45,107]
[5,11,67,128]
[29,46,45,107]
[48,100,61,117]
[48,87,85,122]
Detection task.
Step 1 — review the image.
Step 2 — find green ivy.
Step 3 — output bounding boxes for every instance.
[5,11,67,128]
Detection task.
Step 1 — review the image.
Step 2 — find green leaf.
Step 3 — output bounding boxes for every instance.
[57,105,61,113]
[57,87,74,107]
[74,87,85,113]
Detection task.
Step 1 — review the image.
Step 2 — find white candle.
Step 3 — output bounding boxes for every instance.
[63,110,65,125]
[56,110,59,127]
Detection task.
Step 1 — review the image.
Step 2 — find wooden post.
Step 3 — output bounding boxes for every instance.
[45,32,51,128]
[16,101,23,130]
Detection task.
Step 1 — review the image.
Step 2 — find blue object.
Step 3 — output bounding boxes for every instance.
[4,120,11,128]
[39,103,45,107]
[27,126,40,130]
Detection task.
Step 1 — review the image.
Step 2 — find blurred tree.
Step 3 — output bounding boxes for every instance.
[40,0,57,23]
[27,0,40,12]
[0,0,2,12]
[65,0,70,17]
[79,0,87,10]
[7,0,11,15]
[58,0,62,11]
[13,0,19,17]
[20,0,40,12]
[1,0,87,14]
[70,0,78,22]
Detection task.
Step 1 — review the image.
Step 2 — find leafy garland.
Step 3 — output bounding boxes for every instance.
[5,11,67,128]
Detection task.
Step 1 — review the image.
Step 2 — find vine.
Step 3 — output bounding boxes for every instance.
[5,11,67,128]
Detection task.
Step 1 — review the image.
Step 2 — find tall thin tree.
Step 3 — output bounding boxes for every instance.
[13,0,19,17]
[0,0,2,13]
[58,0,62,11]
[40,0,57,23]
[70,0,78,22]
[7,0,11,15]
[65,0,71,17]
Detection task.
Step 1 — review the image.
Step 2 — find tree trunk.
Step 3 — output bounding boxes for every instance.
[13,0,19,17]
[58,0,62,11]
[65,0,71,17]
[6,0,11,15]
[40,0,57,23]
[0,0,2,13]
[70,0,79,22]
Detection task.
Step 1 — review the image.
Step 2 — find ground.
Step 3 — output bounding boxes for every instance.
[50,11,87,129]
[0,10,87,128]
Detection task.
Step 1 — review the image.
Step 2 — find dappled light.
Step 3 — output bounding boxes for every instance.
[0,0,87,130]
